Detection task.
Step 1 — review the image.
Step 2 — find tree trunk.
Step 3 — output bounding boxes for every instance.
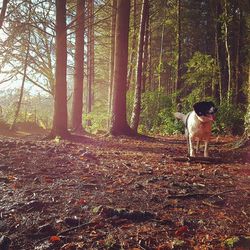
[158,22,164,91]
[234,7,242,105]
[223,0,232,103]
[71,0,85,133]
[86,0,94,127]
[142,9,149,93]
[11,2,31,130]
[109,0,132,136]
[148,19,152,91]
[214,0,226,104]
[51,0,69,138]
[0,0,8,29]
[108,0,117,127]
[127,0,137,91]
[130,0,149,132]
[11,27,31,130]
[175,0,181,103]
[245,65,250,135]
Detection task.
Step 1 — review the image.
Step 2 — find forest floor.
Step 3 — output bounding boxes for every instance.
[0,130,249,250]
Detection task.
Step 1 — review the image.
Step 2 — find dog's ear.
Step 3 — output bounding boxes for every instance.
[193,102,205,116]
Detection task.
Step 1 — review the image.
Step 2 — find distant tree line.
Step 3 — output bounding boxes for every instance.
[0,0,249,138]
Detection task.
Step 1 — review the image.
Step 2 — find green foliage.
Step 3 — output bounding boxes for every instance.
[223,236,250,249]
[83,104,109,134]
[215,100,245,135]
[183,52,218,101]
[138,89,183,135]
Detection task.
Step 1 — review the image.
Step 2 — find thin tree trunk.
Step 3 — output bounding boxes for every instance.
[223,0,232,103]
[213,6,220,102]
[142,9,149,93]
[130,0,149,132]
[148,19,152,90]
[108,0,117,128]
[11,29,31,130]
[127,0,137,91]
[215,0,225,104]
[175,0,181,103]
[0,0,8,29]
[158,23,164,91]
[86,0,94,127]
[71,0,85,133]
[109,0,132,136]
[234,9,241,105]
[51,0,69,138]
[11,3,31,130]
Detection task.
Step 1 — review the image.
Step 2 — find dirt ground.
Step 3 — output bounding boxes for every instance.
[0,131,249,250]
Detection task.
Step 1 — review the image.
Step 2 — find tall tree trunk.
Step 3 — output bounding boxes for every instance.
[175,0,181,103]
[108,0,117,127]
[127,0,137,91]
[109,0,132,136]
[11,2,31,130]
[51,0,69,138]
[130,0,149,132]
[11,26,31,130]
[148,19,152,91]
[223,0,232,103]
[158,22,164,91]
[246,65,250,135]
[213,7,221,103]
[142,9,149,93]
[86,0,94,127]
[71,0,85,133]
[0,0,8,29]
[215,0,226,104]
[234,7,242,105]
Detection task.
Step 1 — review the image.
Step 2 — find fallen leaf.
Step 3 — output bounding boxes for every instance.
[49,235,60,242]
[175,226,188,236]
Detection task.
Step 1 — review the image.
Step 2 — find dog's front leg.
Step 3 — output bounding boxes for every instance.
[204,141,209,157]
[196,139,200,154]
[189,137,195,157]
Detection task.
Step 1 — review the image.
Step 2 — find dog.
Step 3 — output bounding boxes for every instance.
[174,101,217,157]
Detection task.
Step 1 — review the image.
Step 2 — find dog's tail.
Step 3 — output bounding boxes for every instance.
[174,112,186,123]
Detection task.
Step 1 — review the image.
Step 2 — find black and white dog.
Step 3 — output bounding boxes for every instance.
[174,101,217,157]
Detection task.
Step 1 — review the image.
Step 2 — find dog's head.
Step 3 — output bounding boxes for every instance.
[193,101,217,122]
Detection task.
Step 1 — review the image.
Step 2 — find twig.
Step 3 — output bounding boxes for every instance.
[57,220,94,236]
[35,217,98,245]
[172,156,223,164]
[167,189,249,199]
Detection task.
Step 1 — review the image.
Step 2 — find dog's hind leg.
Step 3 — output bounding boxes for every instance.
[204,141,209,157]
[196,139,200,154]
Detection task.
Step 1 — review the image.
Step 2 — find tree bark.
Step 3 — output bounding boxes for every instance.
[0,0,8,29]
[71,0,85,133]
[51,0,69,138]
[127,0,137,91]
[11,2,31,130]
[109,0,132,136]
[175,0,181,103]
[142,9,149,93]
[158,22,164,91]
[130,0,149,132]
[86,0,94,127]
[11,27,31,130]
[108,0,117,127]
[223,0,232,103]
